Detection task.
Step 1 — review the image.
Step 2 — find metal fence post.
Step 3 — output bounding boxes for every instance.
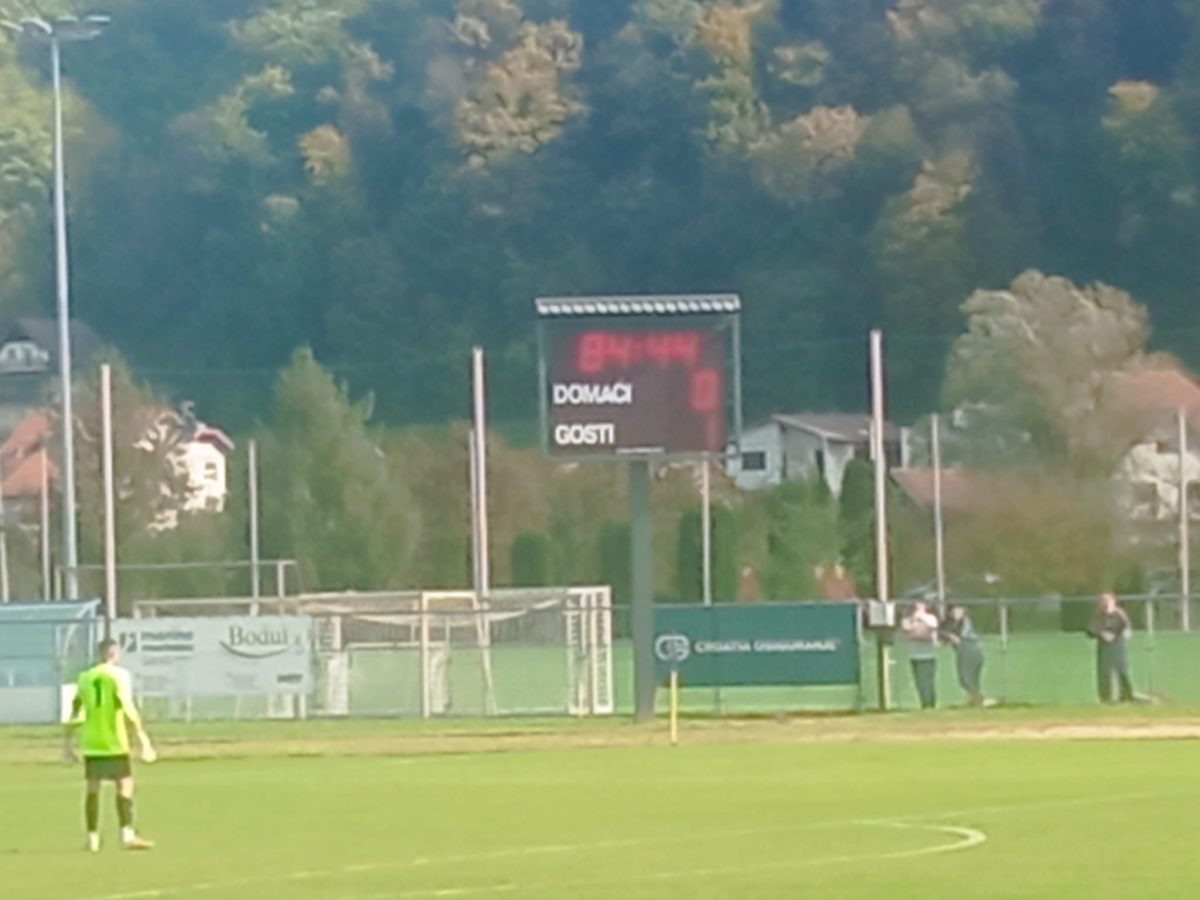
[999,598,1009,704]
[1145,596,1156,697]
[419,592,431,719]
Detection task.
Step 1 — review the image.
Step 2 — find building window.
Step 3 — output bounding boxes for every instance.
[742,451,767,472]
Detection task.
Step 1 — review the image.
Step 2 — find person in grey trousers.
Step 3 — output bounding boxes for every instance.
[901,600,939,709]
[1086,592,1135,703]
[941,604,985,706]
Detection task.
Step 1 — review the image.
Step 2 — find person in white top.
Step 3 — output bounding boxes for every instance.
[900,600,939,709]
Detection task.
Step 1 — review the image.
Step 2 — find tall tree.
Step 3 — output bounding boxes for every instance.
[763,477,839,600]
[942,270,1151,469]
[259,347,417,590]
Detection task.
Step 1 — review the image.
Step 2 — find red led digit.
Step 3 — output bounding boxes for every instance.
[577,331,606,374]
[644,332,669,365]
[689,367,720,413]
[674,332,701,366]
[604,332,635,367]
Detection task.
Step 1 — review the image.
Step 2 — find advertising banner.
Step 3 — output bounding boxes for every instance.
[653,603,860,687]
[115,616,314,697]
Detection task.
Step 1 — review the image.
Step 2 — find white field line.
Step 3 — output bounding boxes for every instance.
[77,787,1186,900]
[327,821,989,900]
[79,821,867,900]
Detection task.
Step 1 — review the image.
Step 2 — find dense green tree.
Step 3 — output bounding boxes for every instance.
[2,0,1200,436]
[837,457,875,592]
[510,529,555,587]
[942,270,1151,469]
[674,503,738,603]
[596,521,631,607]
[763,477,838,600]
[259,347,417,590]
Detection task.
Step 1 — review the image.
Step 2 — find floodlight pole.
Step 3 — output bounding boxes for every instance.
[4,15,112,599]
[51,35,82,600]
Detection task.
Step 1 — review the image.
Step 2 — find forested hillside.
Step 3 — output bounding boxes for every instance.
[3,0,1198,429]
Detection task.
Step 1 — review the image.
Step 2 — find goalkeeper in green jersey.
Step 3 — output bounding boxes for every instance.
[64,638,157,852]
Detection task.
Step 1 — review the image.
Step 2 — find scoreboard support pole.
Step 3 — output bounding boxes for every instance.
[630,459,656,722]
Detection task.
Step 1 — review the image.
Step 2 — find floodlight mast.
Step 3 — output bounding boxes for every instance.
[2,14,111,599]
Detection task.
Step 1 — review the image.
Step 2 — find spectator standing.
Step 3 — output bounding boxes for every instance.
[901,600,939,709]
[1086,592,1135,703]
[941,604,985,706]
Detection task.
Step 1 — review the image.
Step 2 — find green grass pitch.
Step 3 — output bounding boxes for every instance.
[3,714,1199,899]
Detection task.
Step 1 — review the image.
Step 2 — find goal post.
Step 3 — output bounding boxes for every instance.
[565,586,614,716]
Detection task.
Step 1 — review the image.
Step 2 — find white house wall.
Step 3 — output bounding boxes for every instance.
[781,429,821,487]
[823,441,858,498]
[728,422,870,496]
[780,430,860,498]
[1113,441,1200,521]
[174,441,228,514]
[727,422,783,491]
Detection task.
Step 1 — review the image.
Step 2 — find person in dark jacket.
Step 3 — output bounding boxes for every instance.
[941,604,986,706]
[1086,592,1135,703]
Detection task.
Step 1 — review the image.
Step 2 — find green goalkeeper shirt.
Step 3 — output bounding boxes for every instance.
[76,663,133,757]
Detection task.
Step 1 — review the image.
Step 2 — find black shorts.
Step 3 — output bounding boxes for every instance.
[84,755,132,781]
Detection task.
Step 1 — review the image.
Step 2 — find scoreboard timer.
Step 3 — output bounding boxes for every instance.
[536,295,741,459]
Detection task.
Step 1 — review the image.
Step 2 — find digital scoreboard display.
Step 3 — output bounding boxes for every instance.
[536,295,741,458]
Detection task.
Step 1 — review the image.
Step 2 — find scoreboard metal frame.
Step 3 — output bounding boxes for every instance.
[535,294,743,462]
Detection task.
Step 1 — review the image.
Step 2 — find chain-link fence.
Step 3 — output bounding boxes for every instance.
[0,601,99,723]
[641,594,1200,715]
[863,594,1199,711]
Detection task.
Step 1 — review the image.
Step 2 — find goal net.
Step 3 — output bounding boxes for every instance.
[303,587,614,718]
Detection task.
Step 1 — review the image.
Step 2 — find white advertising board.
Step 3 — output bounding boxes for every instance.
[115,616,314,697]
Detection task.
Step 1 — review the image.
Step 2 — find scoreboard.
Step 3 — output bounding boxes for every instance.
[536,295,741,458]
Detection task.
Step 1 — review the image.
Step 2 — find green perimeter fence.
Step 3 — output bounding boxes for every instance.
[657,595,1200,714]
[2,596,1198,722]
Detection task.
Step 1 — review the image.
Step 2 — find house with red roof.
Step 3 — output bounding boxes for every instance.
[1,402,234,529]
[1103,367,1200,524]
[891,365,1200,529]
